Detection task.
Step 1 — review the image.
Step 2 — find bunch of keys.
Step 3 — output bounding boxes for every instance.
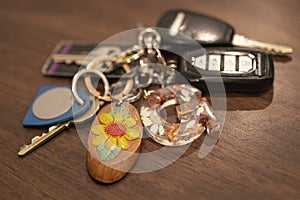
[42,10,292,93]
[19,28,221,184]
[18,10,293,184]
[71,29,220,183]
[18,28,165,157]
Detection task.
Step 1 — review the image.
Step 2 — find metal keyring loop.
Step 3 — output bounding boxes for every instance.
[138,28,161,49]
[110,82,143,103]
[85,55,143,103]
[85,56,133,101]
[72,69,110,105]
[86,55,116,73]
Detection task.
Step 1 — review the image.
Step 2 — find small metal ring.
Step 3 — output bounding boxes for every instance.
[85,55,143,102]
[84,56,134,102]
[86,55,116,73]
[126,88,143,102]
[109,75,143,103]
[138,28,161,49]
[72,69,110,105]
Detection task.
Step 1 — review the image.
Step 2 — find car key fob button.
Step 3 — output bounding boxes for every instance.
[180,47,274,92]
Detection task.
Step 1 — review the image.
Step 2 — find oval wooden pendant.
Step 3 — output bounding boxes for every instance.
[87,102,142,183]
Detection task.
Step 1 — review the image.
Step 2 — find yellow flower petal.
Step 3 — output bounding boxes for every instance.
[125,128,140,140]
[108,136,118,146]
[91,125,105,135]
[105,138,118,150]
[122,117,137,128]
[114,113,124,124]
[92,134,107,146]
[118,136,129,150]
[98,113,113,125]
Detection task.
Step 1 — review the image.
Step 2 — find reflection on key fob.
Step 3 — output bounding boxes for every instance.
[180,47,274,92]
[157,10,234,46]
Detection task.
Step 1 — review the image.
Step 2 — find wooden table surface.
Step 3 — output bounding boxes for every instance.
[1,0,299,199]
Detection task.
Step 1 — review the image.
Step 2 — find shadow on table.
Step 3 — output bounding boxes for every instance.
[226,86,274,111]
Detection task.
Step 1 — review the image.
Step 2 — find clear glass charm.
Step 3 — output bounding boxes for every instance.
[141,84,220,146]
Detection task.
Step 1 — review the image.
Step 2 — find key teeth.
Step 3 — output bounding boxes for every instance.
[232,34,293,55]
[18,144,30,156]
[31,133,47,143]
[18,122,70,157]
[48,126,57,132]
[31,136,41,143]
[19,144,29,150]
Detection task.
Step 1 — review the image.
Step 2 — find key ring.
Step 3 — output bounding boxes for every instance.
[83,54,144,104]
[86,55,117,73]
[72,69,110,105]
[110,82,143,104]
[85,56,133,101]
[138,28,161,49]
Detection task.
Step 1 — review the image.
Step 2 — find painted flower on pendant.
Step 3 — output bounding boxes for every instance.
[140,106,165,136]
[91,110,139,161]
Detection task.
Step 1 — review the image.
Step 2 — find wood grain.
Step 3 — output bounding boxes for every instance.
[0,0,299,199]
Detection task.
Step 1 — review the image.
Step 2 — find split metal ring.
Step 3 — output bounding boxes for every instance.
[138,28,161,49]
[85,55,143,103]
[110,82,143,103]
[85,56,133,101]
[72,69,110,105]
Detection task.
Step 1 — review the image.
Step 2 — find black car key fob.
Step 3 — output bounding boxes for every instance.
[179,47,274,92]
[156,10,293,55]
[157,9,234,46]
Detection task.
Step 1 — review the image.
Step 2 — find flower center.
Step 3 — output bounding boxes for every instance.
[105,123,126,137]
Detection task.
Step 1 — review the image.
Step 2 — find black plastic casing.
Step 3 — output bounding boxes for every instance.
[156,9,235,46]
[179,47,274,93]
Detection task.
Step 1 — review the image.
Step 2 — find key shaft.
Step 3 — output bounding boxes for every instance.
[52,54,87,65]
[18,121,72,156]
[232,34,293,55]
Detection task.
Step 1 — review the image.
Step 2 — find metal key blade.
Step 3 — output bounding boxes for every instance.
[18,121,72,157]
[52,54,87,65]
[232,34,293,55]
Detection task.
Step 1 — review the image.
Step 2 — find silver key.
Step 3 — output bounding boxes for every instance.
[52,46,122,66]
[18,100,101,157]
[52,53,118,73]
[18,121,72,156]
[52,54,86,65]
[232,34,293,55]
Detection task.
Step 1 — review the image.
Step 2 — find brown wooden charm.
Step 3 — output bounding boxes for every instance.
[86,102,142,183]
